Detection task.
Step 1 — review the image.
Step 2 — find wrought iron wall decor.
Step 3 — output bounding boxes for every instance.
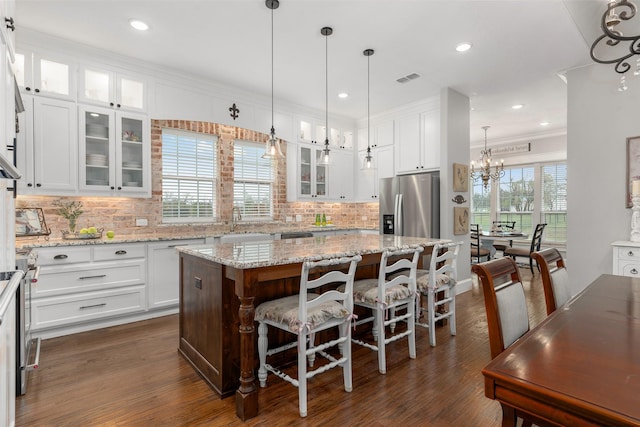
[229,103,240,120]
[590,0,640,75]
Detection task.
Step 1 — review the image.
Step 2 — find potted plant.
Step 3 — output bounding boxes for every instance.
[53,200,83,233]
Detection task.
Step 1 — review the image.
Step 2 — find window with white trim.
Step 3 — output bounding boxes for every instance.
[234,141,274,220]
[471,161,567,243]
[161,129,217,222]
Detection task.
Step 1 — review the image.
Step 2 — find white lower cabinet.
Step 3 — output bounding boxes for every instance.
[32,239,204,337]
[611,241,640,277]
[147,239,203,309]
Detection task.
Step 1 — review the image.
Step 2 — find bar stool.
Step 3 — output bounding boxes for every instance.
[414,241,462,346]
[254,254,361,417]
[347,246,423,374]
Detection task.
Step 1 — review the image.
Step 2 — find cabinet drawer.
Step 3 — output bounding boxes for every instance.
[93,244,145,261]
[615,246,640,262]
[35,260,146,298]
[37,246,92,265]
[618,261,640,277]
[32,285,147,330]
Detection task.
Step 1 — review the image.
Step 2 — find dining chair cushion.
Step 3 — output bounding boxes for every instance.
[255,293,349,332]
[495,282,529,349]
[550,267,571,308]
[346,278,413,305]
[503,247,530,257]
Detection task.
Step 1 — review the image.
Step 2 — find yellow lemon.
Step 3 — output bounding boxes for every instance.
[79,228,89,234]
[88,226,98,234]
[106,230,115,239]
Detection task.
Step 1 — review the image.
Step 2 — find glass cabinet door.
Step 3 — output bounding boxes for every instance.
[82,107,114,189]
[118,76,145,111]
[118,115,144,190]
[82,68,111,104]
[38,57,70,97]
[300,146,312,196]
[315,150,326,196]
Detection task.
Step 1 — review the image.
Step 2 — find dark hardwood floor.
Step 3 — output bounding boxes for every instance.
[16,268,547,426]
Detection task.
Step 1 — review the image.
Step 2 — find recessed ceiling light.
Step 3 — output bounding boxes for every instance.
[540,121,550,126]
[456,42,472,52]
[338,92,349,99]
[90,113,100,117]
[511,104,524,110]
[129,19,149,31]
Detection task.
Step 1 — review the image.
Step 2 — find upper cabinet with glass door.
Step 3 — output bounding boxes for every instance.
[14,50,75,100]
[79,65,146,112]
[79,105,150,197]
[297,117,354,149]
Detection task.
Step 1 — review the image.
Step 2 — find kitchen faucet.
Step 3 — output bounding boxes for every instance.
[231,206,242,231]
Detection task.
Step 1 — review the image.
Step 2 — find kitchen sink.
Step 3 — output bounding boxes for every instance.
[218,233,273,243]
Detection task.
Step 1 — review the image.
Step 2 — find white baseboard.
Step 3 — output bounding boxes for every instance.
[455,278,472,294]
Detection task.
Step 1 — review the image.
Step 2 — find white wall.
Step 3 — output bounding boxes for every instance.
[440,88,471,286]
[567,63,640,294]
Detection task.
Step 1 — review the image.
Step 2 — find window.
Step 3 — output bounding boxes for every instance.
[541,162,567,242]
[497,166,535,235]
[162,129,217,222]
[471,162,567,243]
[234,141,274,220]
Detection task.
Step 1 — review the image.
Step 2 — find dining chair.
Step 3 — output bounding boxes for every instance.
[504,223,547,274]
[347,246,423,374]
[531,248,571,315]
[414,241,462,346]
[491,220,516,255]
[254,254,361,417]
[470,224,491,263]
[472,257,534,427]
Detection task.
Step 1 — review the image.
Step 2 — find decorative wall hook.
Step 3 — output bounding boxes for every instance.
[229,103,240,120]
[452,195,467,204]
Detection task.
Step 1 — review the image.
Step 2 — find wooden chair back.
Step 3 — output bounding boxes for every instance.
[531,248,571,315]
[529,223,546,253]
[470,224,490,262]
[472,257,530,359]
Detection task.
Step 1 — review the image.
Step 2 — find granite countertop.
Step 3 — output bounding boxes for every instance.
[17,227,378,249]
[177,234,450,269]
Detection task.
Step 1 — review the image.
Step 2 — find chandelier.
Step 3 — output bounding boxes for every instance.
[470,126,504,190]
[590,0,640,79]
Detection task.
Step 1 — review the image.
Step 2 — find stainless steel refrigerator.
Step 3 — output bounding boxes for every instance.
[379,173,440,238]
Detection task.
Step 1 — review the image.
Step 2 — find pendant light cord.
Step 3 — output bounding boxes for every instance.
[367,53,370,152]
[325,30,329,145]
[271,5,274,133]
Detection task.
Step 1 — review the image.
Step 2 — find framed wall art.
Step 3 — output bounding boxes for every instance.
[627,136,640,208]
[454,207,469,235]
[453,163,469,192]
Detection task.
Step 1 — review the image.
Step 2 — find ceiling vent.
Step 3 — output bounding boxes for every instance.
[396,72,421,83]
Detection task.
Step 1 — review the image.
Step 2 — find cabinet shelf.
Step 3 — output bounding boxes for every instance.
[86,135,109,141]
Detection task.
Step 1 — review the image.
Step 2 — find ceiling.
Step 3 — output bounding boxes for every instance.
[15,0,609,145]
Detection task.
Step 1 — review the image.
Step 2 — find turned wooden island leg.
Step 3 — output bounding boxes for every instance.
[235,272,259,420]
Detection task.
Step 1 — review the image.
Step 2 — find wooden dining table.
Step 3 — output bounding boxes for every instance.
[482,274,640,426]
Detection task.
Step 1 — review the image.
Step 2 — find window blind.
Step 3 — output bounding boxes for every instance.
[234,141,274,219]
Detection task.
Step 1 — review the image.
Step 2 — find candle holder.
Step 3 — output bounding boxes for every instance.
[631,195,640,242]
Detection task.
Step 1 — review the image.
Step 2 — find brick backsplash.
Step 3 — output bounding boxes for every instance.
[16,120,379,240]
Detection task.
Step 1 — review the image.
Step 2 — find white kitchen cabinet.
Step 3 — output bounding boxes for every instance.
[14,49,75,100]
[0,272,18,427]
[611,241,640,277]
[396,110,440,174]
[16,95,78,195]
[32,243,148,336]
[78,105,150,197]
[78,65,146,112]
[297,144,328,199]
[357,120,394,151]
[356,145,394,200]
[0,0,16,60]
[327,150,354,201]
[298,116,352,148]
[147,239,204,309]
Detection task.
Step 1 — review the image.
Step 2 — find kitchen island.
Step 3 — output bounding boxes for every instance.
[176,233,449,420]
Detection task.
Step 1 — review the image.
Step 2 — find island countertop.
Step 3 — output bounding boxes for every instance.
[177,234,450,269]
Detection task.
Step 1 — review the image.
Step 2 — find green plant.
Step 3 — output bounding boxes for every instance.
[53,200,83,232]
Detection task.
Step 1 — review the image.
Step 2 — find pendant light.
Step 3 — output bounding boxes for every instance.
[262,0,284,159]
[361,48,376,170]
[318,26,333,165]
